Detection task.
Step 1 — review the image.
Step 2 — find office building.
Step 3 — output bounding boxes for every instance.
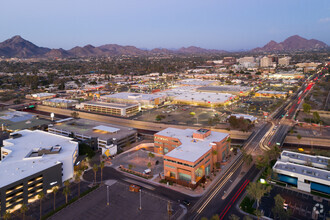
[42,98,78,109]
[100,92,166,108]
[80,101,140,117]
[0,130,78,214]
[255,90,287,98]
[273,151,330,194]
[48,118,137,153]
[260,56,273,68]
[278,57,291,66]
[25,93,56,100]
[154,128,230,188]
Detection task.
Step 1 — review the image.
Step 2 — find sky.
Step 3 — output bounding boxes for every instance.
[0,0,329,51]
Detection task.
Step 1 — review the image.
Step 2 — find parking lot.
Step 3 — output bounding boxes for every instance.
[259,185,329,219]
[111,149,164,176]
[136,105,228,126]
[50,181,184,220]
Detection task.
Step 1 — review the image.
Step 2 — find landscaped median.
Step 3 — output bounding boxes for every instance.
[119,165,152,179]
[41,185,99,220]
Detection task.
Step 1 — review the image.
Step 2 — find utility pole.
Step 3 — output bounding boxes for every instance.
[139,189,142,210]
[107,185,109,206]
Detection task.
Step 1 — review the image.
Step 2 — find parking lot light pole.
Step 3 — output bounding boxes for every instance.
[139,189,142,210]
[107,185,109,206]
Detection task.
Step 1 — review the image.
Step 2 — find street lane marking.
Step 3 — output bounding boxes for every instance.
[196,159,243,215]
[219,179,250,220]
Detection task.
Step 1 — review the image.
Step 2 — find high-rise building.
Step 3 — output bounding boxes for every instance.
[260,56,273,67]
[278,57,291,66]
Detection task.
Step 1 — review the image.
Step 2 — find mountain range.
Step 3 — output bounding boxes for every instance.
[252,35,328,52]
[0,35,328,58]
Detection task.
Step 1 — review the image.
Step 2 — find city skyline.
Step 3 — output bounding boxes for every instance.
[1,0,330,51]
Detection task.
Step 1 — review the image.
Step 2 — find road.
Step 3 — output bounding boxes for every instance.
[187,122,272,220]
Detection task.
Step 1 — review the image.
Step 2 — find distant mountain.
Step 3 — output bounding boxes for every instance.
[252,35,328,52]
[176,46,227,54]
[0,35,227,58]
[0,35,50,58]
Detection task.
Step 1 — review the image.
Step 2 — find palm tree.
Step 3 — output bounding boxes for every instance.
[62,183,71,204]
[38,191,45,220]
[100,161,105,184]
[296,134,302,146]
[20,203,28,220]
[52,186,59,211]
[246,182,271,210]
[93,164,99,185]
[254,209,263,220]
[75,170,82,196]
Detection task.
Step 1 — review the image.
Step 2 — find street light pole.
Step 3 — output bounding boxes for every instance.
[139,189,142,210]
[107,185,109,206]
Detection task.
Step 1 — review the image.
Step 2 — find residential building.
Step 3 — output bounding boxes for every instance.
[273,151,330,194]
[48,118,137,153]
[278,57,291,66]
[260,56,273,68]
[154,128,230,188]
[79,101,140,117]
[0,130,78,215]
[42,98,79,108]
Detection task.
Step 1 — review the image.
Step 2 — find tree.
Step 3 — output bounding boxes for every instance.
[243,216,253,220]
[148,152,155,161]
[255,155,269,170]
[210,215,220,220]
[147,162,152,169]
[229,214,240,220]
[62,186,70,204]
[2,211,11,220]
[272,194,285,219]
[71,111,79,119]
[242,149,253,166]
[20,203,28,220]
[266,145,280,161]
[246,182,272,210]
[100,161,105,184]
[38,191,45,220]
[302,103,311,113]
[313,111,320,123]
[128,164,133,170]
[52,186,59,211]
[93,164,99,184]
[254,209,264,220]
[75,170,82,196]
[296,134,302,146]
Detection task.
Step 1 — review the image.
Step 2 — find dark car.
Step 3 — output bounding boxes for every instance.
[182,200,191,206]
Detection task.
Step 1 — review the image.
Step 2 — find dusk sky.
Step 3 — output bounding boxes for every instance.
[1,0,329,51]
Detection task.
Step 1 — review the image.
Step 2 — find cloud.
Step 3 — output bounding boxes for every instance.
[319,17,330,23]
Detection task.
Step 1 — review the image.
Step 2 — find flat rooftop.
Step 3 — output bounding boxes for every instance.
[229,114,257,122]
[157,128,229,163]
[157,86,235,104]
[44,98,78,103]
[0,130,77,188]
[177,79,216,86]
[197,85,253,92]
[101,92,165,101]
[83,101,139,109]
[281,150,329,167]
[257,90,287,95]
[273,161,330,182]
[49,118,136,141]
[0,110,49,131]
[30,93,56,97]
